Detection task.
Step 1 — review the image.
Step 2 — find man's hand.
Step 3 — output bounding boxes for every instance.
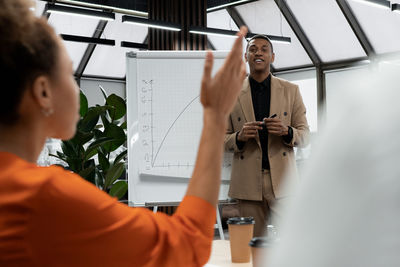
[263,117,288,136]
[237,121,263,141]
[200,26,248,120]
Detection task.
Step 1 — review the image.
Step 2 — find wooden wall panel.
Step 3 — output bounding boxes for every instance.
[148,0,207,51]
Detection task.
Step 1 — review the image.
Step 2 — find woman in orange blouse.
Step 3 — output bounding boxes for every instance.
[0,1,247,266]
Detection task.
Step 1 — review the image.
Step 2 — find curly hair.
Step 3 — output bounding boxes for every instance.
[0,0,60,125]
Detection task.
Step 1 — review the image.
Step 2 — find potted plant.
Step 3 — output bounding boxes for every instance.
[51,87,128,199]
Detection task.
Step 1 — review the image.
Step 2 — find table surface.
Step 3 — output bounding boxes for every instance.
[205,240,252,267]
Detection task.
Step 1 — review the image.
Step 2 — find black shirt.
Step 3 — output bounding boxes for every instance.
[249,75,271,170]
[236,75,271,170]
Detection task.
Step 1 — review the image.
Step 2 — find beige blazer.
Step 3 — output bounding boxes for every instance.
[224,75,310,200]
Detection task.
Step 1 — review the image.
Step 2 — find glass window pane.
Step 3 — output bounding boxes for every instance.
[347,0,400,54]
[286,0,366,62]
[48,13,99,71]
[207,9,239,50]
[325,65,370,123]
[80,79,126,107]
[84,14,147,78]
[63,42,89,72]
[48,12,99,36]
[236,0,312,69]
[275,69,317,162]
[33,0,45,17]
[276,70,318,133]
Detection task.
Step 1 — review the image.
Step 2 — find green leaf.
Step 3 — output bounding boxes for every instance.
[79,90,88,117]
[49,153,67,164]
[65,157,83,173]
[87,137,113,149]
[99,85,108,101]
[98,150,110,171]
[109,181,128,199]
[103,124,126,153]
[93,129,103,139]
[56,151,65,159]
[81,159,96,184]
[79,106,108,133]
[120,121,127,130]
[106,94,126,121]
[61,141,78,158]
[70,130,94,146]
[95,169,105,189]
[104,162,125,189]
[114,150,127,165]
[84,149,98,161]
[100,113,110,129]
[84,137,113,161]
[79,165,95,180]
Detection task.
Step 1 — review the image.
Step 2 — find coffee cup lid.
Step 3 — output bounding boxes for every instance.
[249,237,276,248]
[227,217,255,225]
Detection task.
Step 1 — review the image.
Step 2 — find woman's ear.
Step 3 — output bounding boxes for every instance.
[31,75,54,116]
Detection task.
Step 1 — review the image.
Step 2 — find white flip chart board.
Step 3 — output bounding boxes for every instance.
[126,51,232,205]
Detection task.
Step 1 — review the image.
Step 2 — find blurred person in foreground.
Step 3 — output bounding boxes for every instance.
[224,34,309,237]
[265,61,400,267]
[0,0,248,266]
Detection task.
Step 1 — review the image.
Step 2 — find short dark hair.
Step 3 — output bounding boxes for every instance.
[246,34,274,54]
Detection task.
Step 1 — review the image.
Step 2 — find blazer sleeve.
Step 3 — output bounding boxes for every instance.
[29,168,216,267]
[284,85,310,148]
[224,114,244,153]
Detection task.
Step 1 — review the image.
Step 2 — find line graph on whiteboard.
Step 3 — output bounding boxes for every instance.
[138,78,232,179]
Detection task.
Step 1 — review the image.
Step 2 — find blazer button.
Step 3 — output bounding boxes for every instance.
[283,152,287,156]
[294,142,297,146]
[238,117,241,121]
[240,155,244,160]
[284,112,287,116]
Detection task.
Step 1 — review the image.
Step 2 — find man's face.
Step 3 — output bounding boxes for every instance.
[245,38,275,74]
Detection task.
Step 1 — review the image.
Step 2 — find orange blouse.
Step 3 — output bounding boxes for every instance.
[0,152,216,266]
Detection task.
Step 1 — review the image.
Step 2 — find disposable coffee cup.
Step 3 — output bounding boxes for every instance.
[227,217,255,263]
[249,237,274,267]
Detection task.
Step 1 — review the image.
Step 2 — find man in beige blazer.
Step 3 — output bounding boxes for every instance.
[224,35,309,237]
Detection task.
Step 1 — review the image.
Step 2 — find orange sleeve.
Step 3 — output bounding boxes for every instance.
[27,167,216,267]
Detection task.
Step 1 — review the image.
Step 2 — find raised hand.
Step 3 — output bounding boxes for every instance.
[200,26,248,119]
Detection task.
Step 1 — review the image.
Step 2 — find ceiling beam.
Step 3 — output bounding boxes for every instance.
[207,0,259,13]
[207,39,216,50]
[75,20,108,79]
[226,6,247,27]
[42,3,51,20]
[80,74,126,82]
[321,56,370,71]
[274,64,315,74]
[143,34,148,47]
[316,66,326,126]
[42,0,147,15]
[336,0,375,58]
[273,0,321,66]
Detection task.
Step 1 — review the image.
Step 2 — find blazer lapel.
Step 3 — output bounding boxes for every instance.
[238,77,256,123]
[238,77,261,147]
[269,75,284,148]
[269,75,283,121]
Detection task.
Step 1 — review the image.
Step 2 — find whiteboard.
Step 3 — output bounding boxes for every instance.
[126,51,232,205]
